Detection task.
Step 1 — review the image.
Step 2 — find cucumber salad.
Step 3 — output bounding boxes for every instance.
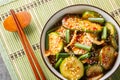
[45,11,118,80]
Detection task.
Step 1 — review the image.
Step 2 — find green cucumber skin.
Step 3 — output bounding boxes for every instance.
[45,34,49,50]
[86,64,103,77]
[49,32,64,55]
[99,46,116,70]
[82,11,101,19]
[46,26,61,50]
[110,37,118,50]
[60,56,84,80]
[105,22,116,37]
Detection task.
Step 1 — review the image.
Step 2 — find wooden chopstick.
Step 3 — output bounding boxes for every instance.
[10,9,46,80]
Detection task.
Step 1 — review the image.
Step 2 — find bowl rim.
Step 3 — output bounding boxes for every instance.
[40,4,120,80]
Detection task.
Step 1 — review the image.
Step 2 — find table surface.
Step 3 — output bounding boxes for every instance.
[0,54,11,80]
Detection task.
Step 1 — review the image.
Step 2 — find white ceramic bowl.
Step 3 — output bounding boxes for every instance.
[40,4,120,80]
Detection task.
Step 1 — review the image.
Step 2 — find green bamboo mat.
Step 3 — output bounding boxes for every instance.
[0,0,120,80]
[0,0,17,6]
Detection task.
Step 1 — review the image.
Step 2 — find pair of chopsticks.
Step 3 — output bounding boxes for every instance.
[10,9,46,80]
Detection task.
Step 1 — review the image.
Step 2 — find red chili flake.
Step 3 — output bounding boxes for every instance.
[107,47,110,50]
[93,27,97,31]
[69,25,73,28]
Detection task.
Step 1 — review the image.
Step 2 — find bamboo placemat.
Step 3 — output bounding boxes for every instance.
[0,0,120,80]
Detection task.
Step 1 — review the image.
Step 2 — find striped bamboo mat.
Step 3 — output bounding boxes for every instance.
[0,0,120,80]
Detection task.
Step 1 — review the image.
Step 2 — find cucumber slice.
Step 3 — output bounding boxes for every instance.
[105,22,116,37]
[99,46,116,70]
[81,20,103,32]
[46,26,62,50]
[110,37,118,50]
[62,15,81,30]
[49,32,63,55]
[62,15,102,32]
[60,56,84,80]
[82,11,101,19]
[86,64,103,78]
[55,26,66,38]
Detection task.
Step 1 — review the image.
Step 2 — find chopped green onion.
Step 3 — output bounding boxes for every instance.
[56,53,70,61]
[78,52,91,60]
[74,43,92,51]
[59,53,70,58]
[101,27,107,39]
[65,29,70,43]
[56,53,59,61]
[54,58,63,69]
[88,18,105,24]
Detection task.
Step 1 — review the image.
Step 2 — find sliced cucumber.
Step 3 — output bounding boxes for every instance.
[55,26,66,38]
[105,22,116,37]
[99,46,116,70]
[82,11,101,19]
[105,22,118,49]
[62,15,81,30]
[110,37,118,50]
[86,64,103,78]
[46,26,62,50]
[49,32,63,55]
[60,56,84,80]
[62,15,103,32]
[81,20,103,32]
